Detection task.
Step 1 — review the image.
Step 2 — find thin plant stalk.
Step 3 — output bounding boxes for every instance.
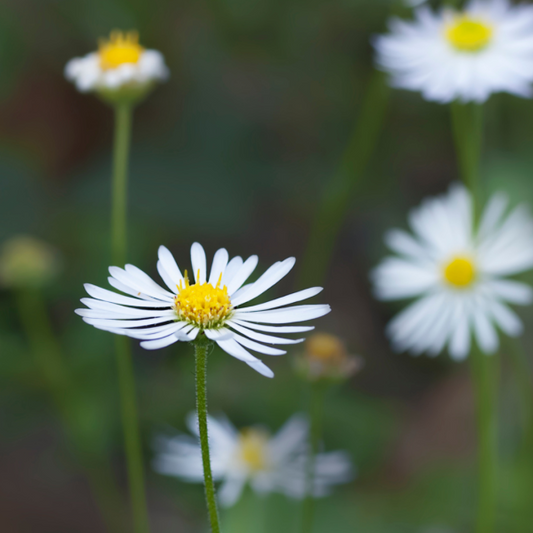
[194,340,222,533]
[450,102,483,214]
[16,288,124,532]
[451,101,498,533]
[298,71,389,289]
[469,344,498,533]
[111,102,150,533]
[301,381,327,533]
[506,338,533,451]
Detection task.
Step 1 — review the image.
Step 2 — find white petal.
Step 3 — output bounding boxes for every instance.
[268,414,309,461]
[215,338,274,377]
[227,255,259,295]
[227,320,304,345]
[84,283,172,308]
[158,245,184,285]
[109,266,173,301]
[140,334,182,350]
[486,279,533,304]
[80,298,173,318]
[218,476,247,508]
[209,248,229,286]
[234,304,330,324]
[222,256,243,286]
[237,287,322,312]
[191,242,207,284]
[231,332,286,356]
[472,306,499,354]
[231,258,296,306]
[448,303,471,361]
[229,319,314,334]
[488,299,523,337]
[82,316,176,329]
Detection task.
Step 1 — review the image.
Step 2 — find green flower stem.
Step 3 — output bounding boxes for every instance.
[450,102,483,216]
[451,100,497,533]
[470,344,499,533]
[194,339,222,533]
[301,381,327,533]
[111,103,132,266]
[506,338,533,452]
[298,71,389,289]
[16,288,124,532]
[111,102,151,533]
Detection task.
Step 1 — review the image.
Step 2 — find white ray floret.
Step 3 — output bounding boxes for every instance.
[76,243,330,377]
[65,30,168,93]
[374,0,533,103]
[153,413,353,507]
[372,184,533,360]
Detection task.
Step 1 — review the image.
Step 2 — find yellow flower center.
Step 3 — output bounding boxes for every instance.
[238,428,269,471]
[174,271,232,328]
[305,333,346,364]
[443,256,476,288]
[446,15,493,52]
[98,30,144,70]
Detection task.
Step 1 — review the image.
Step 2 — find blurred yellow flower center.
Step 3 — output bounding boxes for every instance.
[98,31,144,70]
[174,271,232,328]
[238,428,269,471]
[305,333,346,364]
[446,16,493,52]
[443,257,476,287]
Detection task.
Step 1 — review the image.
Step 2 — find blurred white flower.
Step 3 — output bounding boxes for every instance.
[76,242,330,377]
[153,413,353,507]
[65,30,168,95]
[372,184,533,360]
[374,0,533,103]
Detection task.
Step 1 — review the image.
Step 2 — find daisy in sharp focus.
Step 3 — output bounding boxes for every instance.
[76,243,330,377]
[372,184,533,360]
[153,413,353,507]
[374,0,533,103]
[65,30,168,96]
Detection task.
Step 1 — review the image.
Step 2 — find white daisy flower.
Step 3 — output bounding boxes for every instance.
[76,242,330,377]
[65,30,168,94]
[153,413,353,507]
[374,0,533,103]
[372,184,533,360]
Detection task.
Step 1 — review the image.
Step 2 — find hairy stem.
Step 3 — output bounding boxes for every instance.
[194,340,222,533]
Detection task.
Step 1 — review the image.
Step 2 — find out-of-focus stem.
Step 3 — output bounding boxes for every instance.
[506,338,533,452]
[16,288,124,532]
[301,381,327,533]
[451,99,497,533]
[194,339,222,533]
[469,344,498,533]
[298,71,389,289]
[111,102,151,533]
[450,102,483,217]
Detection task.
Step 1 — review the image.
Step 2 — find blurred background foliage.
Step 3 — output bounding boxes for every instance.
[1,0,533,531]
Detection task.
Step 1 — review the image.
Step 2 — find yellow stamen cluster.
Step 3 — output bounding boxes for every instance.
[98,30,144,70]
[446,15,493,52]
[297,332,363,382]
[238,428,269,472]
[305,333,347,365]
[443,256,476,288]
[174,271,232,329]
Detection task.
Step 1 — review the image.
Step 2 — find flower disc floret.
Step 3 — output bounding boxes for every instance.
[238,428,269,472]
[443,256,476,288]
[446,16,493,52]
[99,30,143,70]
[174,271,233,329]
